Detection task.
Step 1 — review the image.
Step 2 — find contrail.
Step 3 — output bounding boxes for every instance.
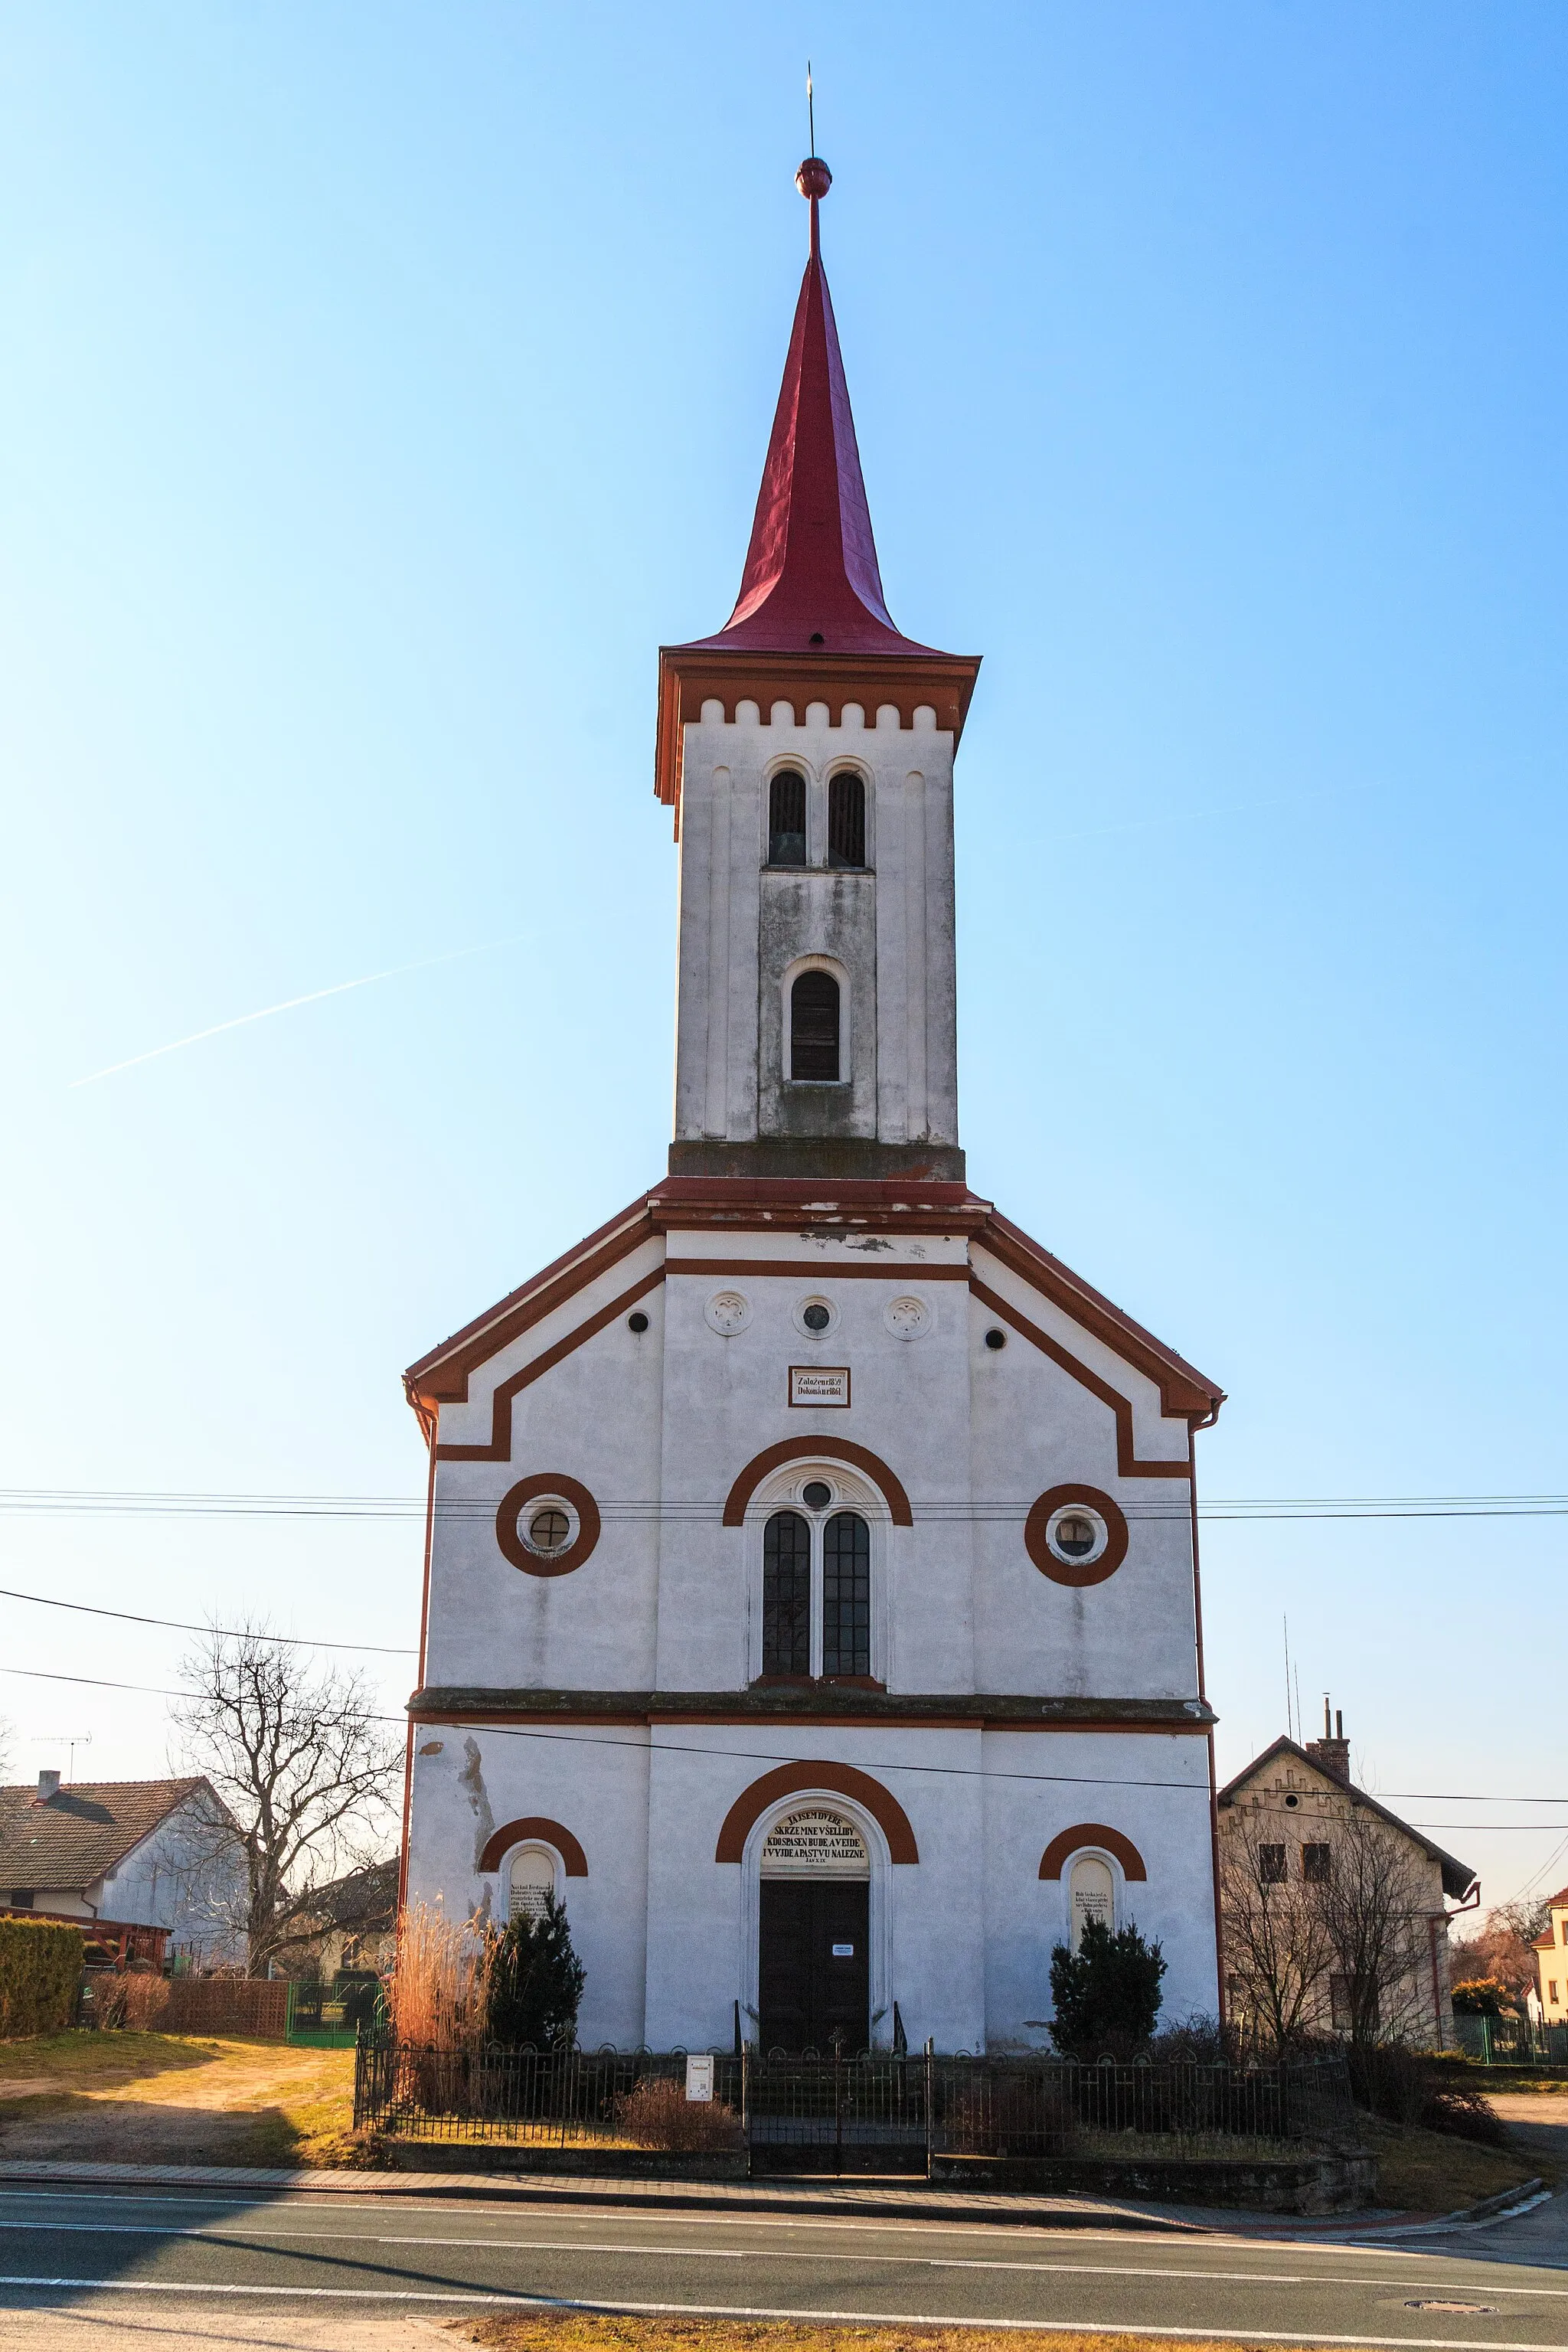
[70,938,518,1088]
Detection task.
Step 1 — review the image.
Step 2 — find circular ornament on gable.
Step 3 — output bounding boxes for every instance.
[884,1295,931,1341]
[704,1290,752,1337]
[1024,1484,1129,1586]
[496,1474,602,1577]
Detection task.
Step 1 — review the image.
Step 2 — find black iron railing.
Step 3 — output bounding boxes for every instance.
[353,2038,1356,2166]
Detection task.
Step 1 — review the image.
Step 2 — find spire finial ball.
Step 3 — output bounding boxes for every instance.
[796,156,831,201]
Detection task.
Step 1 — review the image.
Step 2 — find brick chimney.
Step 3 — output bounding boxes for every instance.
[1305,1700,1351,1786]
[35,1769,61,1802]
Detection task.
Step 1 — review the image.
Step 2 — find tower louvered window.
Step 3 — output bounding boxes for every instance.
[762,1511,812,1675]
[769,770,807,866]
[822,1511,871,1677]
[790,971,840,1080]
[828,773,866,868]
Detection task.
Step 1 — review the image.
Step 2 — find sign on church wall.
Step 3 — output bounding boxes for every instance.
[789,1366,851,1406]
[760,1808,870,1879]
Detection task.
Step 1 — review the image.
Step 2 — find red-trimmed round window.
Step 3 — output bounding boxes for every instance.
[496,1474,601,1578]
[1024,1484,1128,1586]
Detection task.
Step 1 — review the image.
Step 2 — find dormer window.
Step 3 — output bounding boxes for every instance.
[768,770,807,866]
[790,971,840,1080]
[828,773,866,868]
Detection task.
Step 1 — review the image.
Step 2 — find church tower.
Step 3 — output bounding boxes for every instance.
[401,158,1227,2057]
[659,160,977,1181]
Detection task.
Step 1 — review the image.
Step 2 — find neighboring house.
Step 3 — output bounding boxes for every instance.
[1217,1713,1477,2047]
[400,155,1230,2056]
[281,1857,398,1979]
[0,1771,245,1965]
[1531,1888,1568,2024]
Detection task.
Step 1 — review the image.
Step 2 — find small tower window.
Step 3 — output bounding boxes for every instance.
[763,1510,812,1675]
[822,1511,871,1677]
[790,971,841,1081]
[828,773,866,868]
[768,770,807,866]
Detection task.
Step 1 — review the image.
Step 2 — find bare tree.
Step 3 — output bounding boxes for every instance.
[1451,1899,1550,2011]
[1220,1810,1335,2050]
[172,1625,403,1977]
[1313,1802,1436,2053]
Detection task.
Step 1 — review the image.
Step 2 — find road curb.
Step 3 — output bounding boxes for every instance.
[0,2160,1207,2231]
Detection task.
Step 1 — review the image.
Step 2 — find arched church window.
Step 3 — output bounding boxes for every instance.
[828,773,866,868]
[822,1511,871,1677]
[762,1511,812,1675]
[790,971,840,1081]
[768,770,807,866]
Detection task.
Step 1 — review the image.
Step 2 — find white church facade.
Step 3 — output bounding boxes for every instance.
[401,155,1227,2054]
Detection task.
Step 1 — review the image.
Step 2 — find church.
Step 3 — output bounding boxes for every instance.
[400,155,1227,2055]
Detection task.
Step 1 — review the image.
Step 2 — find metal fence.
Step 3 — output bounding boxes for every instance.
[1453,2014,1568,2066]
[353,2040,1356,2169]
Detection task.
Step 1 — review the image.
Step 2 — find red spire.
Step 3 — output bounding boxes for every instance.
[686,158,942,658]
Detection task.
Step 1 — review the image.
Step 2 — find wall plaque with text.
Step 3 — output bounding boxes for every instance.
[789,1365,851,1406]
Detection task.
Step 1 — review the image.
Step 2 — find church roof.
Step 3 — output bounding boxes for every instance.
[403,1179,1226,1432]
[683,158,946,664]
[654,160,981,817]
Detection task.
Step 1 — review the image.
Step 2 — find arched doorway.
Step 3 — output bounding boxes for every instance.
[758,1805,870,2051]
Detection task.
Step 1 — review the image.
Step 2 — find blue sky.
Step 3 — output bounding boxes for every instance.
[2,5,1564,1924]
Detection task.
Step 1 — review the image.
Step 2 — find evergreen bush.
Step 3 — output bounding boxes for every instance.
[0,1918,85,2038]
[485,1894,585,2049]
[1048,1916,1166,2058]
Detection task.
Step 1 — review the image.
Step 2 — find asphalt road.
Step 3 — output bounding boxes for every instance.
[0,2182,1563,2350]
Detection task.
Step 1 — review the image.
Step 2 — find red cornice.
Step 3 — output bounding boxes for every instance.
[654,647,981,829]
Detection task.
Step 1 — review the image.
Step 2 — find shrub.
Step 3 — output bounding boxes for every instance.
[0,1918,84,2037]
[1048,1917,1166,2059]
[1452,1978,1512,2017]
[612,2076,743,2151]
[1346,2043,1507,2144]
[485,1894,584,2050]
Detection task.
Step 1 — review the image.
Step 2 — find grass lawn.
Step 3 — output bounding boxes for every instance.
[0,2029,361,2166]
[468,2322,1351,2352]
[1361,2115,1547,2213]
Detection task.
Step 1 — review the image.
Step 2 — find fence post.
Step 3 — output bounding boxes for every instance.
[924,2037,935,2176]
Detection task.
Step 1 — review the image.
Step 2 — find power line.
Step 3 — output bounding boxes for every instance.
[0,1585,414,1656]
[2,1485,1568,1524]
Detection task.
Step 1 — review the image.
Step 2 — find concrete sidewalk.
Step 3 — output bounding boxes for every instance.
[0,2154,1449,2237]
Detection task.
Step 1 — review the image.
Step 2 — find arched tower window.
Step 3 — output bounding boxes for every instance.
[828,773,866,869]
[762,1511,812,1675]
[789,971,840,1081]
[822,1511,871,1677]
[768,770,807,866]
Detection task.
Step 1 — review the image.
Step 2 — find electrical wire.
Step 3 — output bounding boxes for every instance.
[0,1585,414,1655]
[3,1487,1568,1523]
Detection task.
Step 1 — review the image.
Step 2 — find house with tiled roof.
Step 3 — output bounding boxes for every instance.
[1532,1887,1568,2025]
[1217,1711,1477,2047]
[0,1771,245,1963]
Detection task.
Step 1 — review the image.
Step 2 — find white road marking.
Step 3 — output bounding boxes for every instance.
[0,2278,1565,2348]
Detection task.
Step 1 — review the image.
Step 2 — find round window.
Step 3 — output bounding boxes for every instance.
[495,1474,601,1578]
[793,1295,838,1338]
[1052,1511,1099,1560]
[1024,1485,1129,1586]
[802,1480,833,1510]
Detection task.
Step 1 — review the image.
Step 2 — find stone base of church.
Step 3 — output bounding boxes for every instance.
[667,1138,967,1182]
